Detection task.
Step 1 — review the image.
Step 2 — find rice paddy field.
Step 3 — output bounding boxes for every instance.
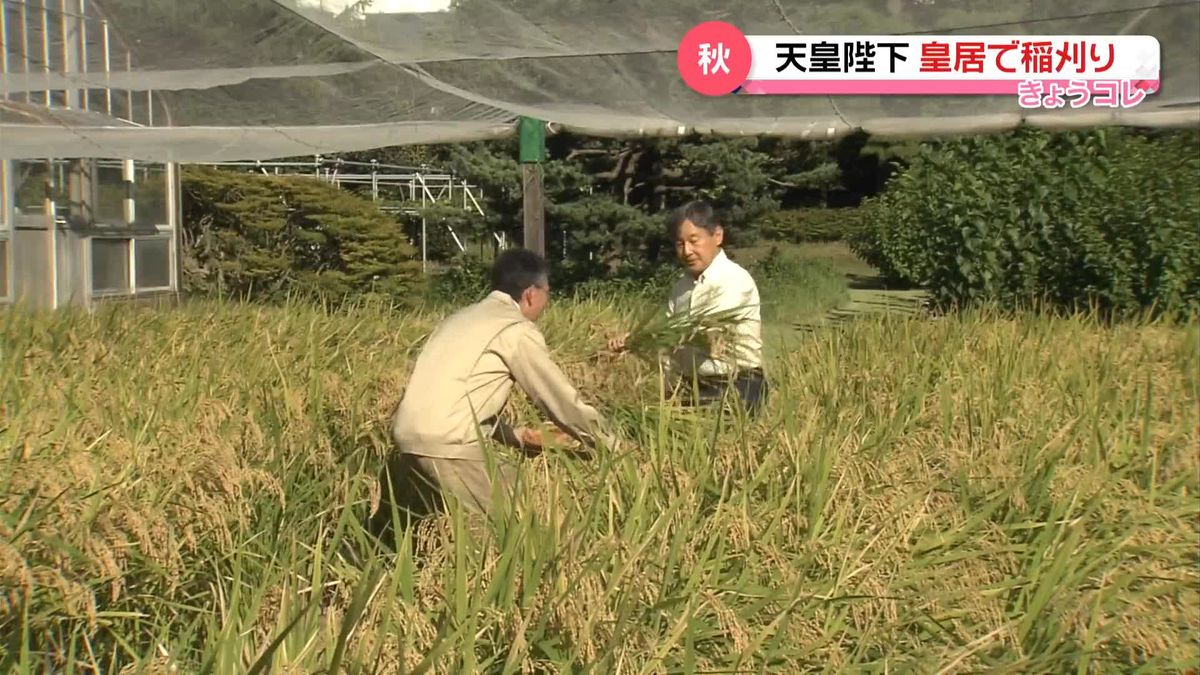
[1,249,1198,673]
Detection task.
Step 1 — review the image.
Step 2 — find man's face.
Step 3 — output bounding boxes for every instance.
[675,219,724,277]
[519,279,551,321]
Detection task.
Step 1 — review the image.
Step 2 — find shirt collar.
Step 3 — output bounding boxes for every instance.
[487,289,521,310]
[696,249,729,283]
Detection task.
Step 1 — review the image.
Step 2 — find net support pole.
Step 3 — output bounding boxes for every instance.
[519,116,545,257]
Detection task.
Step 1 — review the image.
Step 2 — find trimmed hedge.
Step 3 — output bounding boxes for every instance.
[850,128,1200,318]
[755,208,866,243]
[181,167,424,304]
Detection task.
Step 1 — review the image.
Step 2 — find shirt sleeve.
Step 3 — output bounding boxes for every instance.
[694,274,760,377]
[499,324,614,448]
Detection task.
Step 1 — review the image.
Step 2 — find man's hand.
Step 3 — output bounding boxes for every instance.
[607,331,630,354]
[517,427,544,447]
[516,426,577,454]
[538,428,577,447]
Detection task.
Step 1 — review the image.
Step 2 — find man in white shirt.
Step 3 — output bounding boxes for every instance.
[613,201,768,415]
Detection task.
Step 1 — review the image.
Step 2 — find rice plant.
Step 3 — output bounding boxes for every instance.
[1,289,1196,673]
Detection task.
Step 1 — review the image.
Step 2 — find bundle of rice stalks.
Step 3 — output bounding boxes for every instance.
[622,305,750,361]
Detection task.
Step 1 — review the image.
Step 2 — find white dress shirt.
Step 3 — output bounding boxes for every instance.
[665,248,764,379]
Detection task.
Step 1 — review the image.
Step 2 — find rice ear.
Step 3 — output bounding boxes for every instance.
[624,305,748,360]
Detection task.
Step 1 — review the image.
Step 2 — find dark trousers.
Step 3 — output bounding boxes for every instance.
[678,369,769,417]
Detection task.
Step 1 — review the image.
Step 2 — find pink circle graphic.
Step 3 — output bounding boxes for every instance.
[677,21,751,97]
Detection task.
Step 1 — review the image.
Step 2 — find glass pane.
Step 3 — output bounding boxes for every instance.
[135,165,170,226]
[135,238,171,290]
[15,161,49,215]
[50,161,70,217]
[95,162,127,224]
[92,238,130,294]
[0,239,8,299]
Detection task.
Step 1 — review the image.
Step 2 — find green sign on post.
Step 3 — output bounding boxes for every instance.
[519,116,546,163]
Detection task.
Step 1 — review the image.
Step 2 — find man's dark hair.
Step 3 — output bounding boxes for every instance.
[490,248,549,301]
[666,200,723,239]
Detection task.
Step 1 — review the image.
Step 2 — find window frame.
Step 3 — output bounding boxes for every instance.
[85,158,176,300]
[88,235,133,298]
[132,234,174,293]
[88,232,175,299]
[0,161,11,303]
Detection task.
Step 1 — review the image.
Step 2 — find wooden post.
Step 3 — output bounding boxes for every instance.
[521,164,544,256]
[519,117,545,256]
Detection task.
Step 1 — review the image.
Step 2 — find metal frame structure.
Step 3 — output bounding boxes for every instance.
[202,158,502,272]
[1,0,180,310]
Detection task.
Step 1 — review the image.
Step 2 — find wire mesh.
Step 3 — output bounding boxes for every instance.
[0,0,1195,160]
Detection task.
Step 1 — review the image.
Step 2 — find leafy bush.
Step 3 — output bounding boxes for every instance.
[427,247,678,309]
[547,196,663,285]
[850,128,1200,318]
[405,202,490,263]
[428,253,492,306]
[181,167,423,304]
[755,208,866,243]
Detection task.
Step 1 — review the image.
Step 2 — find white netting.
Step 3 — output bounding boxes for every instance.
[1,0,1197,161]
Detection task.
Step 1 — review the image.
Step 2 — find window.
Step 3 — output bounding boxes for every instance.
[95,161,127,225]
[91,235,173,296]
[134,237,171,290]
[135,165,170,226]
[14,161,50,215]
[91,238,130,294]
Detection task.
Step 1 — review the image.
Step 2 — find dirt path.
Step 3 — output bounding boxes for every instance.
[794,288,930,332]
[777,241,930,332]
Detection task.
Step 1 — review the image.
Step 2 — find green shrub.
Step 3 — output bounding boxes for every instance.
[427,250,678,309]
[181,167,423,304]
[428,253,492,306]
[755,208,866,243]
[850,128,1200,318]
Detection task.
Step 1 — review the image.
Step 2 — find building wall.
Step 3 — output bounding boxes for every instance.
[0,158,181,311]
[1,0,180,312]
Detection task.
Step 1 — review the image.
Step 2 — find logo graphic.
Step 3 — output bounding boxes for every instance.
[677,21,751,96]
[677,29,1160,108]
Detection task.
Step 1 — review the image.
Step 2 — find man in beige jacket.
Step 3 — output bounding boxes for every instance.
[372,248,614,534]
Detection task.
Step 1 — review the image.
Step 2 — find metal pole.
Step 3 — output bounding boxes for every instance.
[20,0,30,103]
[48,174,58,309]
[167,162,180,296]
[78,0,87,110]
[125,51,131,122]
[420,173,427,272]
[61,0,79,109]
[2,1,10,100]
[101,19,110,114]
[41,0,51,105]
[128,232,137,294]
[123,159,135,224]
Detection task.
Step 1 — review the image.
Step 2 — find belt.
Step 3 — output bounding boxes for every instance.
[698,367,764,383]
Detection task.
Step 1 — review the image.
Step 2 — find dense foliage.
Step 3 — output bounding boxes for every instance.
[340,132,907,266]
[851,129,1200,318]
[753,208,867,243]
[181,167,423,304]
